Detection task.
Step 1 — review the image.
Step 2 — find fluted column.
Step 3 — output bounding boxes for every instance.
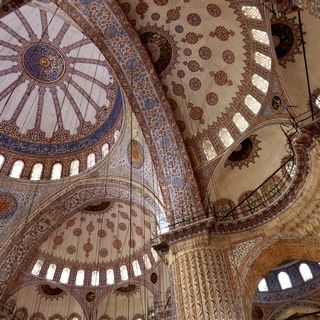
[169,235,238,320]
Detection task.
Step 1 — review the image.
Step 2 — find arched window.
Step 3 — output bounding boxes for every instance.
[132,260,141,277]
[233,113,249,133]
[299,263,313,281]
[120,265,128,281]
[278,271,292,289]
[51,163,62,180]
[202,140,217,161]
[30,163,43,181]
[70,159,80,176]
[151,248,159,262]
[10,160,24,178]
[316,95,320,108]
[46,264,57,280]
[114,130,120,143]
[245,94,261,115]
[60,267,70,284]
[91,270,99,286]
[242,6,262,20]
[286,160,296,178]
[87,153,95,169]
[102,143,109,157]
[252,29,270,45]
[75,270,84,286]
[106,269,114,284]
[252,74,269,94]
[0,154,5,169]
[254,52,271,70]
[258,278,268,292]
[143,254,151,269]
[219,128,234,148]
[31,259,44,276]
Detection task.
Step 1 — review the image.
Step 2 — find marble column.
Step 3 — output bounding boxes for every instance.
[169,235,239,320]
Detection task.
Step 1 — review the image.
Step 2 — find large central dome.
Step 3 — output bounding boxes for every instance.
[0,4,123,163]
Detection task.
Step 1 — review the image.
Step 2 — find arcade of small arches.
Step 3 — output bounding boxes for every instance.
[29,248,159,286]
[0,131,119,180]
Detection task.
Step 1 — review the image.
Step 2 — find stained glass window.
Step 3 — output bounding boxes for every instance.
[219,128,234,148]
[46,264,57,280]
[258,278,268,292]
[120,265,129,280]
[132,260,142,276]
[233,113,249,133]
[106,269,114,284]
[252,74,269,93]
[70,159,80,176]
[203,140,217,161]
[278,271,292,289]
[0,155,5,169]
[75,270,84,286]
[245,94,262,115]
[102,143,109,157]
[51,163,62,180]
[31,259,44,275]
[252,29,270,45]
[60,267,70,284]
[143,254,151,269]
[87,153,95,169]
[30,163,43,180]
[299,263,313,281]
[242,6,262,20]
[91,270,99,286]
[254,52,271,70]
[10,160,24,178]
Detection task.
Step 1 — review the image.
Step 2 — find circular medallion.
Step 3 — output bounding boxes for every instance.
[187,13,201,26]
[23,44,65,83]
[0,192,17,219]
[189,78,201,91]
[128,140,144,169]
[222,50,235,64]
[151,272,158,284]
[272,95,282,110]
[207,4,221,17]
[86,291,96,302]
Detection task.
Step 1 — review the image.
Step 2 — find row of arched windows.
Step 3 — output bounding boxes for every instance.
[202,6,271,162]
[258,263,314,292]
[0,141,115,180]
[0,130,121,180]
[31,250,158,286]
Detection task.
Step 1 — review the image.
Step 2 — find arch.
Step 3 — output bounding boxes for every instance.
[238,236,320,319]
[0,178,164,300]
[51,0,203,222]
[8,280,88,319]
[268,300,320,320]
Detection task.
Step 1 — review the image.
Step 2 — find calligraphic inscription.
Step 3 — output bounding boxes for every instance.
[23,43,65,83]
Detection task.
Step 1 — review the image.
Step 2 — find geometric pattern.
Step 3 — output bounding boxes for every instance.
[228,237,262,276]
